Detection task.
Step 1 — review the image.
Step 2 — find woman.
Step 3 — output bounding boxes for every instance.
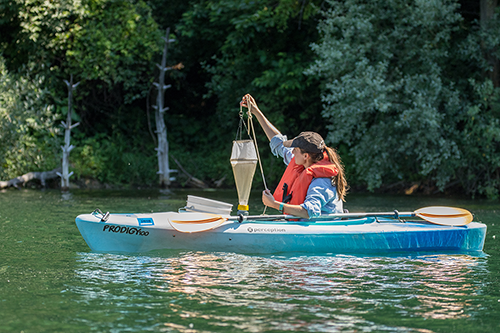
[241,94,348,219]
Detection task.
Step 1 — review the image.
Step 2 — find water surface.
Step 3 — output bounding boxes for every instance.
[1,189,499,332]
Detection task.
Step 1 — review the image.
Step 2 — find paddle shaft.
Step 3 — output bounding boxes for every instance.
[229,210,416,222]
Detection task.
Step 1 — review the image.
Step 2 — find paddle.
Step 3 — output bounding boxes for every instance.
[168,206,473,233]
[168,212,226,233]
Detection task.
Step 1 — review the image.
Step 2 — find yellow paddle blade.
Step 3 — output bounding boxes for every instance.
[168,212,227,233]
[415,206,473,226]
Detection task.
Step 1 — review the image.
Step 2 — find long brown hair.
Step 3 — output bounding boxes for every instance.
[301,146,349,202]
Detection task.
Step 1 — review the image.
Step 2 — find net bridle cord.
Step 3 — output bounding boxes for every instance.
[242,103,269,214]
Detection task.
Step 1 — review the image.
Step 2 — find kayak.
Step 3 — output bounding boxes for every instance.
[75,210,487,254]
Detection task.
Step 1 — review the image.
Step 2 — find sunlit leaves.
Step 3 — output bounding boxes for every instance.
[66,0,161,103]
[0,57,60,178]
[308,0,500,196]
[4,0,161,107]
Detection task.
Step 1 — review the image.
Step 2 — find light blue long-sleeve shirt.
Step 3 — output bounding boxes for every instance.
[270,134,343,218]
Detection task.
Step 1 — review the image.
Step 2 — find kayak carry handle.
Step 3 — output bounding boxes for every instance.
[92,208,110,222]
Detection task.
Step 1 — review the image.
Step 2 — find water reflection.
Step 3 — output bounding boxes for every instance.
[70,252,488,332]
[61,190,73,201]
[412,256,482,320]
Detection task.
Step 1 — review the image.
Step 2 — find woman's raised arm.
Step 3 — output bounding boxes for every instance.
[241,94,280,141]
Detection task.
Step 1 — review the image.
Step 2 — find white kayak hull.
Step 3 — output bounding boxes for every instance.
[75,212,487,254]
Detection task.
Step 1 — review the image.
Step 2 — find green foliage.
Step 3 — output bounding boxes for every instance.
[2,0,499,198]
[72,132,158,185]
[459,79,500,198]
[0,56,60,179]
[1,0,162,134]
[308,0,500,198]
[171,148,234,187]
[178,1,323,130]
[66,0,162,104]
[0,0,167,186]
[175,0,326,187]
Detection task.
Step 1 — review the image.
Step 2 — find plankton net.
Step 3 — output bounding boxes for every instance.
[231,105,267,215]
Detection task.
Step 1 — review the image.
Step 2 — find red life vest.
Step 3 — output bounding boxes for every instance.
[273,151,338,205]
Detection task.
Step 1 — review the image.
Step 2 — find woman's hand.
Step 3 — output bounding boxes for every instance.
[262,189,278,210]
[240,94,260,115]
[262,189,310,218]
[240,94,252,107]
[240,93,280,141]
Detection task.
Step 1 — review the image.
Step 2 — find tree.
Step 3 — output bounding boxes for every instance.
[1,0,162,134]
[1,0,165,186]
[480,0,499,86]
[0,57,60,180]
[174,0,326,186]
[58,75,80,190]
[308,0,500,197]
[153,28,176,187]
[457,2,500,197]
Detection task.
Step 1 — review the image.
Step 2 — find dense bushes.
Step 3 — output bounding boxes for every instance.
[1,0,499,198]
[307,0,500,198]
[0,59,60,179]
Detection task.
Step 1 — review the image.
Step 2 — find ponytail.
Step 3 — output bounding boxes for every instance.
[301,146,349,202]
[324,146,348,202]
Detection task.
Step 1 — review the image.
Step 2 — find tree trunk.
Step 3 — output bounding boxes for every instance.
[57,75,80,190]
[154,28,176,187]
[0,167,62,189]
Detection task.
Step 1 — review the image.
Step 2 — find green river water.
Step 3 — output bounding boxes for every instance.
[1,188,499,333]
